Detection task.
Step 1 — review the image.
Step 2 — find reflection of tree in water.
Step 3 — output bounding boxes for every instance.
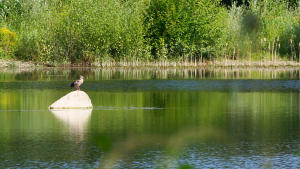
[13,68,93,81]
[14,69,71,81]
[3,68,300,82]
[69,68,92,80]
[15,71,39,80]
[150,92,167,109]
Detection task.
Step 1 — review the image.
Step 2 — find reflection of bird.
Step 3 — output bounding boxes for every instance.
[70,75,84,91]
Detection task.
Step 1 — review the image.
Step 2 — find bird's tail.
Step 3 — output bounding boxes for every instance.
[70,82,75,88]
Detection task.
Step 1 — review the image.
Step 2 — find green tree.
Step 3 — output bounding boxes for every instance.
[144,0,226,60]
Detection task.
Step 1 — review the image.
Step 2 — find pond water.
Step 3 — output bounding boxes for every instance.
[0,68,300,169]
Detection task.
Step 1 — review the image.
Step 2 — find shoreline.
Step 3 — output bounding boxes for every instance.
[1,59,300,69]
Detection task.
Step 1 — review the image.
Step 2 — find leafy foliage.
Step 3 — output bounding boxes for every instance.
[0,0,299,63]
[144,0,226,59]
[0,27,17,58]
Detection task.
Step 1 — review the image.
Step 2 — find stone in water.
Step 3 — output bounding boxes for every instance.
[49,91,93,109]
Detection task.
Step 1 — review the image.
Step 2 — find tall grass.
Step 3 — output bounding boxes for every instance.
[221,0,300,62]
[0,0,299,65]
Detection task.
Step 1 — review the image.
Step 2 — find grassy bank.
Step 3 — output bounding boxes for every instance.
[0,0,299,65]
[2,58,300,69]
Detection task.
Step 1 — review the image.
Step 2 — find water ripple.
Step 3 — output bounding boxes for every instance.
[1,80,300,92]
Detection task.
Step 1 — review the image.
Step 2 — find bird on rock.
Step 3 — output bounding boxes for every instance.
[70,75,84,91]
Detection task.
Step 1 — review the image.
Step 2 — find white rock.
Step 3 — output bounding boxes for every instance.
[49,91,93,109]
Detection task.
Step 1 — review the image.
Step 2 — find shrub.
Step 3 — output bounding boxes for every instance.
[144,0,227,60]
[0,27,17,58]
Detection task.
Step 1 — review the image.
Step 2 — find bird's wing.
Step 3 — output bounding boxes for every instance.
[74,80,79,85]
[70,80,79,88]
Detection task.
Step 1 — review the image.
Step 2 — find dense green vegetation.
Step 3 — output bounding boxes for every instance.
[0,0,299,65]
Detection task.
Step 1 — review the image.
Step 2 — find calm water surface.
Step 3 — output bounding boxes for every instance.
[0,68,300,169]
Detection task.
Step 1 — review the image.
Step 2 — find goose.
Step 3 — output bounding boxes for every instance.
[70,75,84,91]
